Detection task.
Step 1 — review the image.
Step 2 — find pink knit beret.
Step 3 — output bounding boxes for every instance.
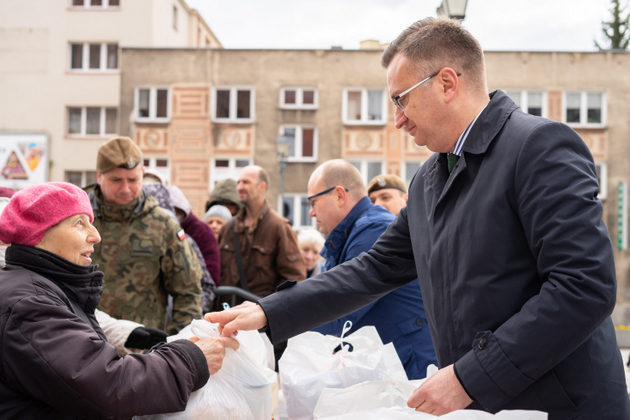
[0,182,94,246]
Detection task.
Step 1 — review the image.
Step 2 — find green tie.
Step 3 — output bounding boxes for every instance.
[447,153,460,173]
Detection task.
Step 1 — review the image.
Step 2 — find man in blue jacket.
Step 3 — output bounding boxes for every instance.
[210,18,630,418]
[307,159,436,379]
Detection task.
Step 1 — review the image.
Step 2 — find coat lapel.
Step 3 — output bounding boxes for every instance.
[422,90,518,220]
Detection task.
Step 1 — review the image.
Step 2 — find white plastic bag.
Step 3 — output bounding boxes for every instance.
[136,319,277,420]
[316,408,547,420]
[279,322,408,420]
[313,364,437,417]
[313,368,546,419]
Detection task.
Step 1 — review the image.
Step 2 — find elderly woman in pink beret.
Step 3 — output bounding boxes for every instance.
[0,182,237,418]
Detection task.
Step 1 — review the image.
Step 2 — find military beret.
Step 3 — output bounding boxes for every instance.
[97,136,142,173]
[367,174,407,195]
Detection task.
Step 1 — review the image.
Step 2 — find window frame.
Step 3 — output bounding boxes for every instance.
[278,124,318,162]
[134,86,171,123]
[403,161,423,184]
[211,87,255,123]
[68,42,118,72]
[279,193,314,229]
[65,170,97,187]
[279,87,319,110]
[69,0,120,8]
[562,91,607,127]
[143,156,171,184]
[66,106,117,137]
[342,87,387,125]
[505,90,548,117]
[210,157,251,190]
[172,4,178,31]
[596,162,607,200]
[349,159,386,186]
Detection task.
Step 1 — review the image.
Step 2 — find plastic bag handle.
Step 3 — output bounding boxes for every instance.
[335,320,353,354]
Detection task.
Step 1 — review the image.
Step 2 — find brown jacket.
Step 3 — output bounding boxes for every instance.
[218,202,305,300]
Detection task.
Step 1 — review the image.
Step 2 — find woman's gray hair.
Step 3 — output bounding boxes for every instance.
[297,227,325,252]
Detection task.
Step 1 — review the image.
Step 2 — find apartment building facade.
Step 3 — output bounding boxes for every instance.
[116,47,630,323]
[0,0,219,190]
[2,2,630,325]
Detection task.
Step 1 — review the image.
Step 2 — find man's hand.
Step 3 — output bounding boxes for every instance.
[407,364,473,415]
[191,336,239,375]
[204,301,267,337]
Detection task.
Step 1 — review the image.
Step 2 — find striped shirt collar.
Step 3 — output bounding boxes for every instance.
[450,105,487,157]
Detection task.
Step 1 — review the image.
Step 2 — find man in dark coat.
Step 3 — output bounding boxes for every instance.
[210,18,630,419]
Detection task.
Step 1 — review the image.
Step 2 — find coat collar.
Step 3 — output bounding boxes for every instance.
[233,201,269,234]
[321,196,372,261]
[89,186,150,221]
[460,90,518,156]
[421,90,518,214]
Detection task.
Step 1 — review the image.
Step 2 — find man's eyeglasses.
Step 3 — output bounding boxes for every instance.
[392,71,440,111]
[307,185,349,208]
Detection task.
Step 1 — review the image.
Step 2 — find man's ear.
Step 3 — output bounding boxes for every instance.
[334,185,348,206]
[439,67,459,103]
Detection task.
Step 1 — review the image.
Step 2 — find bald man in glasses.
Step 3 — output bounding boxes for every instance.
[305,159,436,379]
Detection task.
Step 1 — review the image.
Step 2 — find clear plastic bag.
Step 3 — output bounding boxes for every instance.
[136,319,277,420]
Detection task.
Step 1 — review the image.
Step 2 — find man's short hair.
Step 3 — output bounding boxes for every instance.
[97,136,142,173]
[367,174,407,195]
[316,159,366,200]
[381,17,485,89]
[257,166,270,187]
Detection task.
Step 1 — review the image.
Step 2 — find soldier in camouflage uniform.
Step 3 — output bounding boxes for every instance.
[88,137,202,335]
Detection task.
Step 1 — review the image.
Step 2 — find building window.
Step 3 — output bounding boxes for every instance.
[342,88,386,125]
[172,5,178,31]
[67,106,117,137]
[279,87,318,109]
[596,162,607,200]
[69,42,118,71]
[279,125,317,161]
[564,91,605,126]
[70,0,120,7]
[135,87,170,122]
[212,87,255,123]
[143,157,170,184]
[349,160,384,185]
[211,157,251,187]
[404,161,422,184]
[506,90,546,117]
[65,170,97,187]
[281,194,313,228]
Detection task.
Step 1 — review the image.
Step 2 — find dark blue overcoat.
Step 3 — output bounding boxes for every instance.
[261,91,630,418]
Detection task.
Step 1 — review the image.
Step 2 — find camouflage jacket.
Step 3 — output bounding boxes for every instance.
[89,187,202,335]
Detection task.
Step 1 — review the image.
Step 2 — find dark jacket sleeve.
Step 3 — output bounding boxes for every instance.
[2,294,209,418]
[453,121,617,411]
[184,213,221,285]
[260,211,417,344]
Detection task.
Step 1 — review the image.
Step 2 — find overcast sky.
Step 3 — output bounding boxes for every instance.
[184,0,613,51]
